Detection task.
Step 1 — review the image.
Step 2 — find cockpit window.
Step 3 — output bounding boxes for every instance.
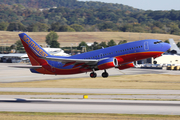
[154,41,162,44]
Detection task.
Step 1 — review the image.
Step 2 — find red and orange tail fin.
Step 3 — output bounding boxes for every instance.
[19,33,50,65]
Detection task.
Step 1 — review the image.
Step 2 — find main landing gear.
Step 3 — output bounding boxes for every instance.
[90,70,109,78]
[90,72,97,78]
[102,70,109,78]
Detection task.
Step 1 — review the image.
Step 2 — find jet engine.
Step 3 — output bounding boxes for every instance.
[118,62,135,70]
[97,58,118,70]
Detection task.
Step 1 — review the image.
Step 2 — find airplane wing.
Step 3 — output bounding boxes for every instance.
[9,65,42,69]
[41,56,98,66]
[9,57,108,69]
[9,57,102,69]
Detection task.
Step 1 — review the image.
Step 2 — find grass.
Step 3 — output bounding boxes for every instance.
[1,74,180,89]
[1,31,180,47]
[0,92,101,95]
[0,112,180,120]
[1,91,180,96]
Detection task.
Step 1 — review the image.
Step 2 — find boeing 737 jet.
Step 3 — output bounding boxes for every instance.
[14,33,171,78]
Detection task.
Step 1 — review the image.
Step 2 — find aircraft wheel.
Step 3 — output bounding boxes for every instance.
[102,72,109,78]
[90,72,97,78]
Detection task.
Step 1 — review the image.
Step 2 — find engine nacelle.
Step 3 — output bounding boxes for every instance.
[118,62,135,70]
[97,58,118,70]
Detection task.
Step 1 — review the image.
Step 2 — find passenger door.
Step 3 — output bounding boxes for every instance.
[144,41,149,51]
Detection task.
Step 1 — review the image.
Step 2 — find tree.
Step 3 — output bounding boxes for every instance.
[99,42,107,48]
[27,23,49,32]
[45,31,60,48]
[7,22,26,31]
[0,22,9,31]
[77,41,88,52]
[38,23,49,32]
[51,22,61,31]
[50,40,60,48]
[91,41,99,50]
[120,24,133,32]
[118,40,127,45]
[27,24,39,32]
[12,40,24,52]
[177,42,180,48]
[59,25,75,32]
[98,22,117,31]
[151,26,163,33]
[164,40,169,43]
[70,24,84,32]
[170,23,180,35]
[15,40,23,50]
[108,39,116,47]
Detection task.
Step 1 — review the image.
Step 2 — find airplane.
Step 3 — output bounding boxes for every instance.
[12,33,171,78]
[169,38,180,54]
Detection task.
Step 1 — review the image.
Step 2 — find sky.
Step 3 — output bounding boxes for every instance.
[79,0,180,10]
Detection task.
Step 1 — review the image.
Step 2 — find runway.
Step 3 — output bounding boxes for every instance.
[1,63,180,115]
[1,63,180,83]
[0,99,180,115]
[1,88,180,115]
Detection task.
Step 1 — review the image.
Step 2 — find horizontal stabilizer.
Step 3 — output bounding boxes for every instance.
[9,65,42,69]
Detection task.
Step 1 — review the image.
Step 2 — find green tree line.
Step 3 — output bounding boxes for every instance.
[0,0,141,12]
[1,4,180,35]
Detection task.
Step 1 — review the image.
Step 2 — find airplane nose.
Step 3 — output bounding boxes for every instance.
[163,43,171,51]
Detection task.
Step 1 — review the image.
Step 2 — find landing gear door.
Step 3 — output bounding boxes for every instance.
[144,41,149,51]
